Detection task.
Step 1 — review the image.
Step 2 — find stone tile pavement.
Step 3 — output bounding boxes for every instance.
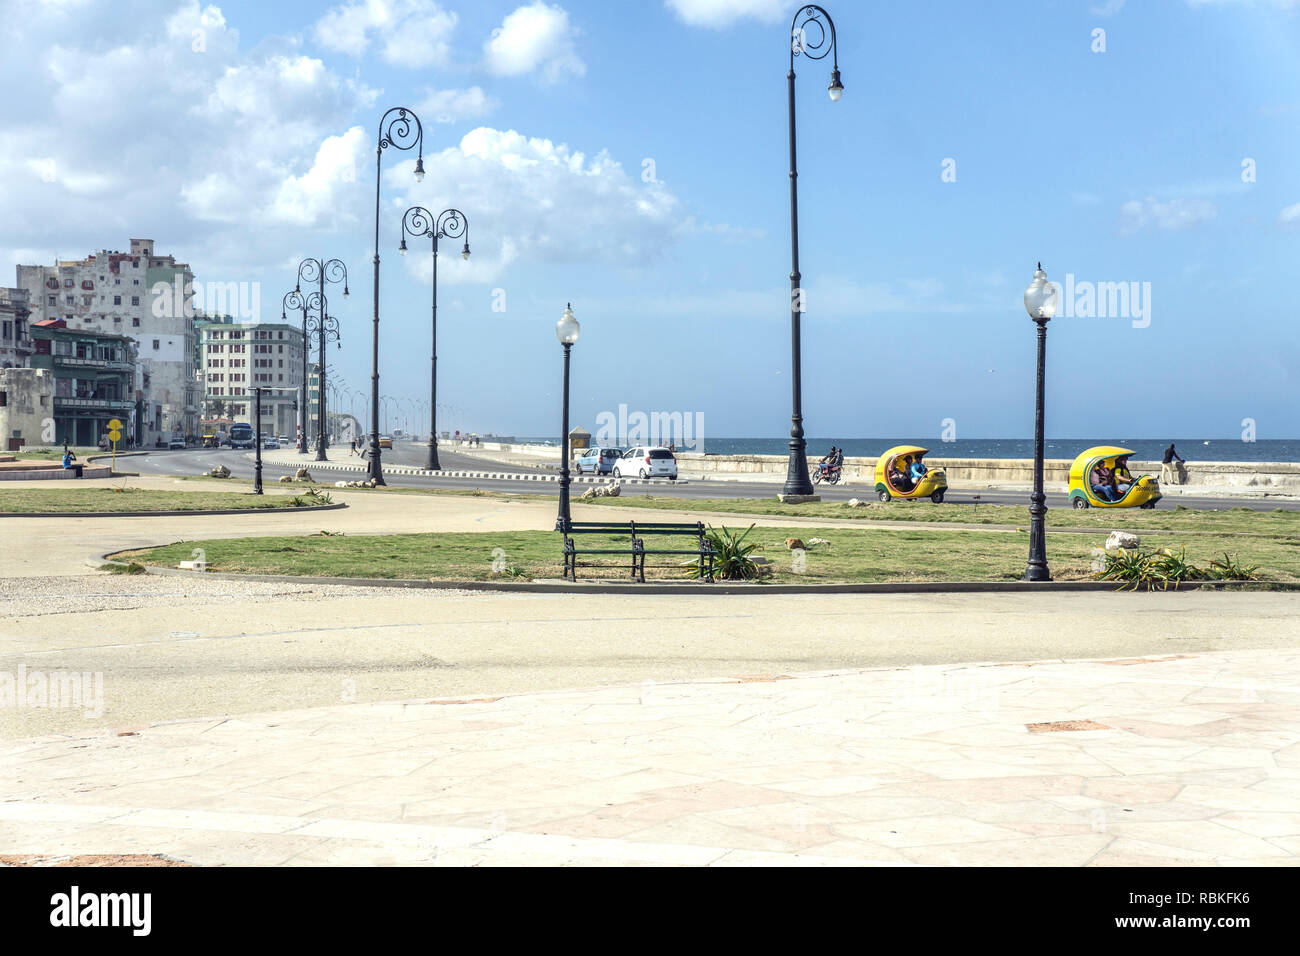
[3,648,1298,866]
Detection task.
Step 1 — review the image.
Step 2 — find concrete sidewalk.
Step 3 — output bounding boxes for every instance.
[2,648,1297,866]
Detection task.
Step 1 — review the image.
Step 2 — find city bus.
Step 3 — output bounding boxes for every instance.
[228,422,255,449]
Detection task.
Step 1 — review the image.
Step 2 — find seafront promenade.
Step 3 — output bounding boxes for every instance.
[444,442,1300,495]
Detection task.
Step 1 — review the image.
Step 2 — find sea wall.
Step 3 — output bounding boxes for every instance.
[466,441,1300,492]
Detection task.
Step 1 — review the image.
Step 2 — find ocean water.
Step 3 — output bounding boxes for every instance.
[518,437,1300,462]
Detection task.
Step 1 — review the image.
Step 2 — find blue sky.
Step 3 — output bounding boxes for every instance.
[3,0,1298,442]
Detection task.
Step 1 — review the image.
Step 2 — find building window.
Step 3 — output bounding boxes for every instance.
[65,296,74,305]
[0,391,6,406]
[47,295,56,306]
[153,339,160,350]
[114,296,121,305]
[132,317,140,327]
[131,296,140,306]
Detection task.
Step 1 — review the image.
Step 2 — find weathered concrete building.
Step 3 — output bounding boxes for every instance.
[0,287,33,369]
[16,238,197,446]
[28,320,137,447]
[0,367,54,450]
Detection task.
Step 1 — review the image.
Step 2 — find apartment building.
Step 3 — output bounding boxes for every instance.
[16,238,197,445]
[200,320,307,438]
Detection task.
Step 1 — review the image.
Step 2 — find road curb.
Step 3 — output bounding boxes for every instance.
[5,503,348,519]
[253,454,687,486]
[93,557,1297,594]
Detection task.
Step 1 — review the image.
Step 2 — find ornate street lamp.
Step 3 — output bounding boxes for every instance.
[782,4,843,498]
[281,289,309,454]
[369,107,425,485]
[555,303,580,532]
[1023,262,1059,582]
[400,205,470,471]
[304,292,339,460]
[295,258,348,461]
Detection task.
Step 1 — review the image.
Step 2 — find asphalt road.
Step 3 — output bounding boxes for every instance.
[121,445,1300,511]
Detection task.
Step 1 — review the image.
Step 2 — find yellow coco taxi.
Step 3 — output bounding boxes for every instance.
[1067,446,1162,510]
[874,446,948,503]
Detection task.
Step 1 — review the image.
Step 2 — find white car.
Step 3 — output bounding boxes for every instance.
[167,437,186,450]
[613,446,677,480]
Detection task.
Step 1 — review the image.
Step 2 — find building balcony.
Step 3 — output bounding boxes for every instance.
[52,354,133,371]
[53,396,135,411]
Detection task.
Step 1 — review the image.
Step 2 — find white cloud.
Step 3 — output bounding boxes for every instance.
[313,0,458,68]
[484,2,584,81]
[1279,202,1300,224]
[391,127,684,283]
[665,0,789,28]
[1118,196,1218,234]
[1090,0,1127,14]
[0,0,381,277]
[414,86,498,123]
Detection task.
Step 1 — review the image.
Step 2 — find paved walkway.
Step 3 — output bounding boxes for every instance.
[2,477,1299,865]
[3,649,1297,866]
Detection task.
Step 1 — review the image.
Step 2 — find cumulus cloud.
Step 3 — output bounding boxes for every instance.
[0,0,379,275]
[415,86,498,123]
[664,0,789,28]
[313,0,458,68]
[483,2,585,81]
[391,127,684,284]
[1118,196,1217,234]
[1280,202,1300,225]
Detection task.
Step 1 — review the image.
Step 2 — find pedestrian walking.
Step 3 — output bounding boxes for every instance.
[350,438,357,456]
[1161,442,1185,485]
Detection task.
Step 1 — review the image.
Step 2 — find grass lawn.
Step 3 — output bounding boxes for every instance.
[0,487,335,514]
[114,521,1300,584]
[585,493,1300,537]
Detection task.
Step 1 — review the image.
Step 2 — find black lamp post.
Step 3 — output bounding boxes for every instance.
[400,206,470,471]
[782,5,843,498]
[253,385,264,494]
[304,292,339,460]
[1023,263,1058,582]
[281,289,309,455]
[369,107,426,486]
[555,303,580,532]
[295,259,348,461]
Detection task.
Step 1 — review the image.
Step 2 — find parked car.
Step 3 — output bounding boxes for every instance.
[575,446,620,475]
[262,438,280,450]
[613,446,678,480]
[168,437,186,450]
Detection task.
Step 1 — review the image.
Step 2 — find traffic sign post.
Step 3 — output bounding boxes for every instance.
[108,419,123,473]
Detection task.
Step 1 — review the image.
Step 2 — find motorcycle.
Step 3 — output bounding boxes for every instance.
[812,462,842,485]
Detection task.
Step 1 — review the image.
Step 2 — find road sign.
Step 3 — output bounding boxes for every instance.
[108,429,122,442]
[108,418,123,431]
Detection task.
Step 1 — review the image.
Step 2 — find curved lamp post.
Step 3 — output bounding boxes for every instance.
[303,291,339,458]
[369,107,426,485]
[782,4,843,498]
[295,258,349,461]
[281,289,308,454]
[555,303,580,532]
[1023,262,1058,582]
[400,206,470,471]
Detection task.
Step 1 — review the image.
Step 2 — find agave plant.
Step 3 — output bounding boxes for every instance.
[1207,552,1260,581]
[685,524,763,581]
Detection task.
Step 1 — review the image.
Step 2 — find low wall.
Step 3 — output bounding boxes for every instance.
[467,443,1300,492]
[0,466,112,481]
[676,454,1300,491]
